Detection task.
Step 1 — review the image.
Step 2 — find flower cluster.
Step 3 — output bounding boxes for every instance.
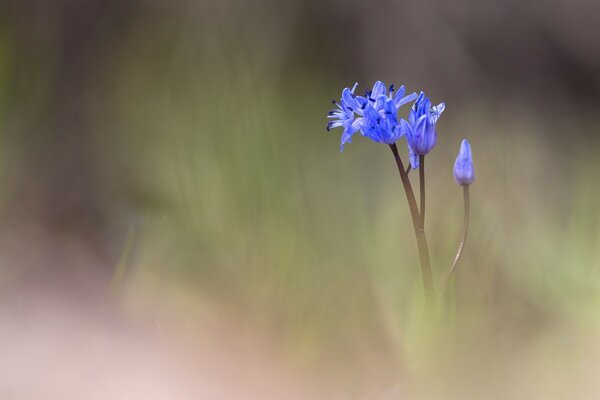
[325,81,476,299]
[327,81,444,168]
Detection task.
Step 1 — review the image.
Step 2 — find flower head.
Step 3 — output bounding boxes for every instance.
[403,92,445,168]
[327,81,417,151]
[453,139,474,186]
[360,81,417,146]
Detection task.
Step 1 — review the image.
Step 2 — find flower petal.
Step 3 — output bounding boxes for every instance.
[371,81,386,99]
[430,102,445,123]
[408,144,419,169]
[395,92,418,108]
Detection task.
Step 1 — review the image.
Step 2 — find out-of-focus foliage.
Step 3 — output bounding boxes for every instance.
[1,0,600,398]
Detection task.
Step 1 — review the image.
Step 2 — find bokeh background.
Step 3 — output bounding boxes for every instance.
[1,0,600,398]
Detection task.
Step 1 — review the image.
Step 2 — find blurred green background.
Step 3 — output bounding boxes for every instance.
[1,0,600,398]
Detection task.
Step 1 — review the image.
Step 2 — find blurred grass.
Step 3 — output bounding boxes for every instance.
[100,30,600,372]
[2,4,600,397]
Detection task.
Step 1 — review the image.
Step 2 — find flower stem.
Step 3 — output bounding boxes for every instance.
[389,144,435,302]
[419,155,425,228]
[439,185,470,290]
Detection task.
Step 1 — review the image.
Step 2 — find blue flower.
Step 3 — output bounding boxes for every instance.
[403,92,445,168]
[453,139,474,185]
[361,82,418,145]
[327,81,416,151]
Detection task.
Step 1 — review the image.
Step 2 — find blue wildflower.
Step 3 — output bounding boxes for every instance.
[327,81,416,150]
[360,81,418,145]
[453,139,474,185]
[403,92,445,168]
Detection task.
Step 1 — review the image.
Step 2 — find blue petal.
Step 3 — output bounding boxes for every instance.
[383,98,397,123]
[375,94,387,111]
[420,97,431,116]
[412,115,428,154]
[371,81,387,99]
[412,92,425,113]
[351,117,364,133]
[339,118,364,151]
[400,119,412,139]
[340,132,353,151]
[408,144,419,169]
[395,92,418,108]
[342,87,362,111]
[392,85,405,101]
[327,120,344,129]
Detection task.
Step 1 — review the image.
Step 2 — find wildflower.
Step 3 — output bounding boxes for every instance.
[403,92,445,168]
[453,139,475,185]
[361,82,417,145]
[327,81,416,150]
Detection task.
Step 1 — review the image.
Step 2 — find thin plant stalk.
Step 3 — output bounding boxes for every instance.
[419,154,425,228]
[440,185,470,289]
[389,144,435,302]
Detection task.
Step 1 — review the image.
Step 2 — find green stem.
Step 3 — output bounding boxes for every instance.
[440,185,470,290]
[389,144,435,302]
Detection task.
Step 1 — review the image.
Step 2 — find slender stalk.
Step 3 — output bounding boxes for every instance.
[440,185,470,290]
[389,144,435,302]
[405,164,411,175]
[419,155,425,228]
